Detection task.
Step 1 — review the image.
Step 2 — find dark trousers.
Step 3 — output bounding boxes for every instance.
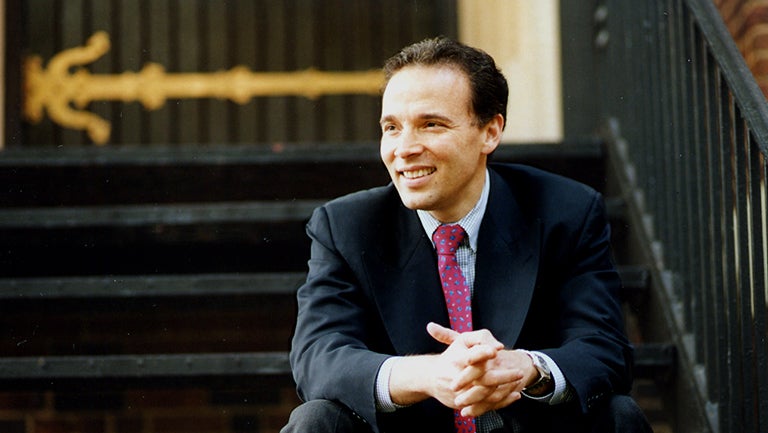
[280,395,654,433]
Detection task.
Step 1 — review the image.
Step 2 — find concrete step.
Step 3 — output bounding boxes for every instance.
[0,343,674,389]
[0,266,647,301]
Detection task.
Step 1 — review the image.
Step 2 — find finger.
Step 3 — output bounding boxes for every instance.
[460,390,523,417]
[464,343,500,365]
[454,384,495,408]
[452,348,500,384]
[454,365,526,399]
[451,345,504,390]
[456,329,504,350]
[469,367,525,388]
[427,322,460,345]
[451,364,486,391]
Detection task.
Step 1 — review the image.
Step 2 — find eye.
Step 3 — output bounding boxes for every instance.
[425,120,445,129]
[381,123,398,134]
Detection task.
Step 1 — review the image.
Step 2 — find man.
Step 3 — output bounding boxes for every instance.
[282,37,651,433]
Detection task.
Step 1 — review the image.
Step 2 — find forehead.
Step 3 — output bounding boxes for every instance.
[381,65,472,113]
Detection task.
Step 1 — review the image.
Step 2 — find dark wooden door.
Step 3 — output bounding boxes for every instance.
[11,0,457,147]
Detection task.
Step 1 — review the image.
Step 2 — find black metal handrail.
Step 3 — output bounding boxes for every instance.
[595,1,768,432]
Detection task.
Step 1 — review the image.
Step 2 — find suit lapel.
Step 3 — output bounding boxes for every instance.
[362,169,542,354]
[362,198,449,355]
[472,169,541,348]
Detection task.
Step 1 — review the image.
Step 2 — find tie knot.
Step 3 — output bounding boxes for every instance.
[432,224,467,255]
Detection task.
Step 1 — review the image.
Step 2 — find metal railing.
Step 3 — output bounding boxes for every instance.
[594,1,768,432]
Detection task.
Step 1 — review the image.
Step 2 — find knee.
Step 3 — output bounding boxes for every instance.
[591,394,653,433]
[293,400,340,419]
[282,400,336,433]
[281,400,370,433]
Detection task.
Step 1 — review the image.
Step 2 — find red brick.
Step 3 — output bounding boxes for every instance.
[112,415,143,433]
[260,407,291,433]
[0,391,46,410]
[0,420,25,433]
[752,32,768,49]
[124,388,209,409]
[753,53,768,73]
[54,391,123,411]
[743,4,768,29]
[34,417,104,433]
[151,413,229,432]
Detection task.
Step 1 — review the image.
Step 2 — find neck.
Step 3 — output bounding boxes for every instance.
[430,170,487,223]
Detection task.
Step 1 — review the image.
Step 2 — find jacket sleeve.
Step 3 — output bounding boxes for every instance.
[289,205,390,431]
[541,192,634,413]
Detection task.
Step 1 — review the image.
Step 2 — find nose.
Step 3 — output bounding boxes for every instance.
[393,128,423,158]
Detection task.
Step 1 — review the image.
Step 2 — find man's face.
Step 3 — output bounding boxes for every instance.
[379,65,501,223]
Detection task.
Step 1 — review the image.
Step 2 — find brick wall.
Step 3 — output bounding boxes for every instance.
[715,0,768,97]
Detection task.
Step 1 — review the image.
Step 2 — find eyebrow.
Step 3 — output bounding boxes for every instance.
[379,114,396,126]
[379,113,454,125]
[419,113,454,124]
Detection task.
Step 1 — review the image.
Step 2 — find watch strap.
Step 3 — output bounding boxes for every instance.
[521,350,553,398]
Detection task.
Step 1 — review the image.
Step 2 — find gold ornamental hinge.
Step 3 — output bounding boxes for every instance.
[23,31,385,145]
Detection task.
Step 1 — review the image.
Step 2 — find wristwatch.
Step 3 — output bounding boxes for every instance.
[521,350,553,397]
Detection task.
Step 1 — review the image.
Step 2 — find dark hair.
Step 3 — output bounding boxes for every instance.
[383,36,508,129]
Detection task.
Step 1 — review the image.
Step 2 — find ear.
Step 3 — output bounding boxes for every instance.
[481,113,504,155]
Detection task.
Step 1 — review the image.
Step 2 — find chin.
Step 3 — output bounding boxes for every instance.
[398,196,435,212]
[394,185,439,210]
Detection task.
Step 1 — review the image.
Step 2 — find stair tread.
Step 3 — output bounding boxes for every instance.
[0,351,289,377]
[0,141,603,166]
[0,272,306,299]
[0,197,626,228]
[0,265,648,300]
[0,352,291,386]
[0,200,323,228]
[0,342,672,381]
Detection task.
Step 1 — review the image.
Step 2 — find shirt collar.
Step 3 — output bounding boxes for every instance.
[417,169,490,252]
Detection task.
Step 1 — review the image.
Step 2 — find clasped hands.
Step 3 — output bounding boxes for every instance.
[389,322,538,417]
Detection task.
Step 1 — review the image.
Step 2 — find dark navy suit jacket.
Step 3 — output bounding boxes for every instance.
[289,163,633,433]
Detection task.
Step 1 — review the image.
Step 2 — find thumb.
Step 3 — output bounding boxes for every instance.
[427,322,459,345]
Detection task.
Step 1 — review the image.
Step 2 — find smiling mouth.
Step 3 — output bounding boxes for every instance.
[401,168,436,179]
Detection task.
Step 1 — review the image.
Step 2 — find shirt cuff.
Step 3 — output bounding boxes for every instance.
[374,356,405,413]
[526,351,570,405]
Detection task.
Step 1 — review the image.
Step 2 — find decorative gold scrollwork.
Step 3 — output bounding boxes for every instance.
[23,31,385,145]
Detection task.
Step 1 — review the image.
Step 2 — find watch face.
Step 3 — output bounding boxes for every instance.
[533,354,551,377]
[522,353,554,397]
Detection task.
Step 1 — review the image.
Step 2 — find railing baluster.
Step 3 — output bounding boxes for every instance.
[720,76,740,432]
[704,49,724,418]
[669,0,680,317]
[669,0,695,335]
[683,2,706,367]
[753,149,768,433]
[656,3,671,258]
[734,111,754,432]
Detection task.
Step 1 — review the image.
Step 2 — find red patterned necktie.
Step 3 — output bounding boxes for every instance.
[432,224,476,433]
